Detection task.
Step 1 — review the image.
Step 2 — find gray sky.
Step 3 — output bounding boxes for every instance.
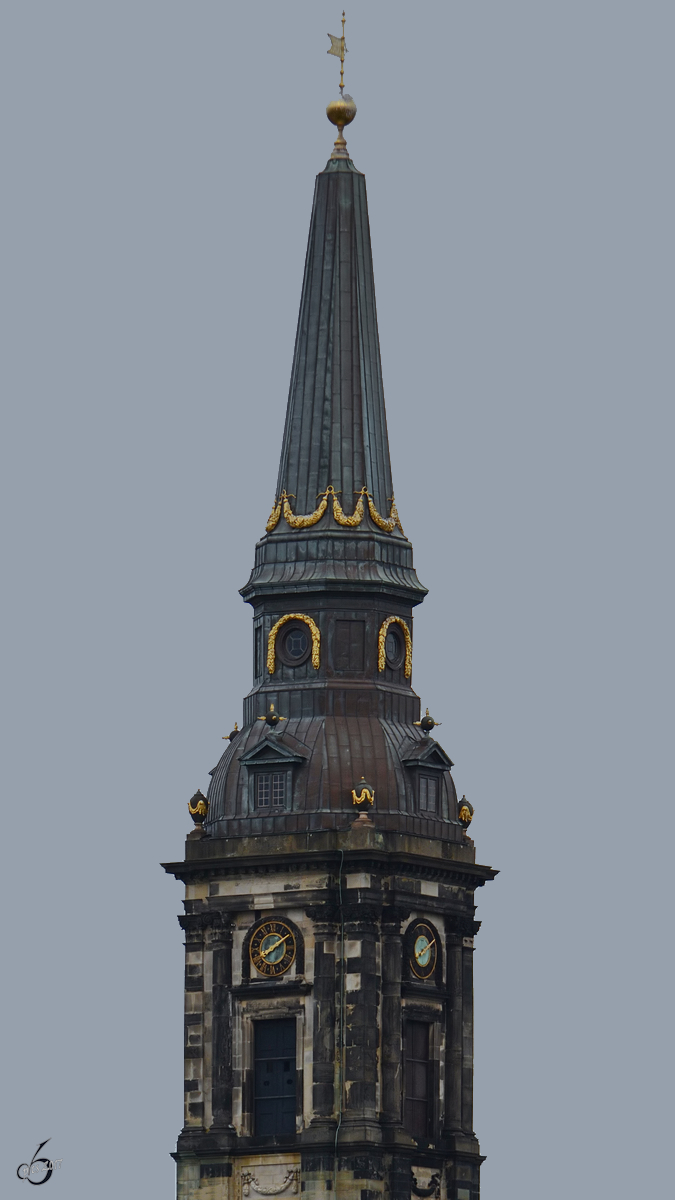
[1,3,673,1197]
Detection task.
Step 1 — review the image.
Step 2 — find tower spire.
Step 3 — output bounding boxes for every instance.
[241,143,425,606]
[164,56,497,1200]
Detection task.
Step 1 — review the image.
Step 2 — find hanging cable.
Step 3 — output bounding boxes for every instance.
[333,849,345,1194]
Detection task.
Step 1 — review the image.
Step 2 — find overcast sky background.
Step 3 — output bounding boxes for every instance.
[1,3,673,1197]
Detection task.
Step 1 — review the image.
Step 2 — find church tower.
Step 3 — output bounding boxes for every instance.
[164,45,497,1200]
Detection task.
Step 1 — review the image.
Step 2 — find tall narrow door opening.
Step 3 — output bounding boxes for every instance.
[254,1018,297,1136]
[404,1019,431,1139]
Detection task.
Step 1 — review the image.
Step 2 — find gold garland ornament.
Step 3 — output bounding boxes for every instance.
[377,616,413,678]
[332,485,366,527]
[267,613,321,674]
[265,490,329,531]
[266,486,404,536]
[265,497,283,531]
[283,491,330,530]
[367,492,403,534]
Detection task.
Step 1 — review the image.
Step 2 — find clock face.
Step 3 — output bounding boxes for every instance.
[250,919,296,978]
[410,922,437,980]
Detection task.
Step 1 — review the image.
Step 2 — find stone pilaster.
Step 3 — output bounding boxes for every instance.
[210,916,234,1134]
[380,911,405,1132]
[444,933,463,1136]
[340,904,381,1142]
[181,916,206,1131]
[309,920,337,1129]
[442,920,482,1199]
[461,939,475,1136]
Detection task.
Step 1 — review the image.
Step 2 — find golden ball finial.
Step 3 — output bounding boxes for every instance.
[326,93,357,159]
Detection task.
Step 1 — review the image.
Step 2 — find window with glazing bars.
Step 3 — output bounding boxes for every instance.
[254,1018,296,1136]
[419,775,438,813]
[256,772,286,807]
[404,1020,431,1138]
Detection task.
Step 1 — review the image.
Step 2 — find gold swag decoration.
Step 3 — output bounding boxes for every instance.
[267,613,321,674]
[351,785,375,806]
[378,616,412,678]
[266,485,405,536]
[187,791,208,819]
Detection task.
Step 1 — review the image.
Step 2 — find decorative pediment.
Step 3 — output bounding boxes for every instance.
[400,738,454,771]
[239,735,309,768]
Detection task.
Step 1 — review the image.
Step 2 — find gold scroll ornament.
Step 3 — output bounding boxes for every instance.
[266,486,405,536]
[377,616,412,678]
[267,613,321,674]
[351,785,375,806]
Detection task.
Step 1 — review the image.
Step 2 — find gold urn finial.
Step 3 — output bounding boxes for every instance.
[326,11,356,159]
[187,789,209,826]
[351,775,375,807]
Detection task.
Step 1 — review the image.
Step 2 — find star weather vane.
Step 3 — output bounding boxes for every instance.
[327,11,348,94]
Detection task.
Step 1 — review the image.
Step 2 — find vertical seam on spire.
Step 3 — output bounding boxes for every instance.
[360,177,394,511]
[353,176,375,507]
[278,175,320,500]
[315,173,336,510]
[299,178,327,512]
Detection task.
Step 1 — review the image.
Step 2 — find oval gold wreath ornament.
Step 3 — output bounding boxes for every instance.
[377,616,413,678]
[267,614,321,674]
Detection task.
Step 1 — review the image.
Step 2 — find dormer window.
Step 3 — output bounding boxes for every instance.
[256,772,287,808]
[239,734,309,816]
[419,775,438,814]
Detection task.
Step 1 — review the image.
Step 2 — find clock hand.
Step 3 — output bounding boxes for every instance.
[415,938,435,962]
[260,933,291,960]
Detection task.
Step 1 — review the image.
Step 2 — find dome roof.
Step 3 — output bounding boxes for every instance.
[205,716,464,843]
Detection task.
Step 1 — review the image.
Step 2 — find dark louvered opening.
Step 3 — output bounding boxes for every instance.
[254,1018,297,1136]
[404,1020,431,1139]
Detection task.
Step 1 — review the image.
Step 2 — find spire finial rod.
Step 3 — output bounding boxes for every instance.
[326,13,356,159]
[327,11,348,95]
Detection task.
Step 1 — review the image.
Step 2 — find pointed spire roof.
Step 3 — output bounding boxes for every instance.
[241,153,426,605]
[277,157,393,517]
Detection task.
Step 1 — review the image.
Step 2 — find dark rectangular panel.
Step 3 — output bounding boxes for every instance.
[404,1020,430,1139]
[334,620,365,671]
[254,1018,297,1136]
[255,626,263,678]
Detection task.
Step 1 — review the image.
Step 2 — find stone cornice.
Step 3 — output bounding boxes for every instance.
[178,911,234,933]
[163,848,496,892]
[230,980,312,998]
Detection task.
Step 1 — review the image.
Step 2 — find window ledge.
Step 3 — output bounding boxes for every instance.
[232,979,312,998]
[401,981,445,1001]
